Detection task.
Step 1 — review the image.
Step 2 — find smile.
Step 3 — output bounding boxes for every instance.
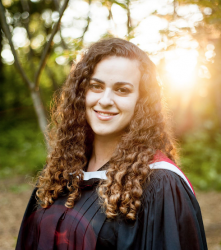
[96,111,116,116]
[94,110,118,121]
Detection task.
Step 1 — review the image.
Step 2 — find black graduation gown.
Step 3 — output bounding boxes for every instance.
[16,169,208,250]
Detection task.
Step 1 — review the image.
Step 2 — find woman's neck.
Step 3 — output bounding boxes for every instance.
[87,134,120,172]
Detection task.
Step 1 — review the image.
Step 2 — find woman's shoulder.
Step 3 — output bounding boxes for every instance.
[145,168,187,191]
[142,153,195,202]
[140,164,203,230]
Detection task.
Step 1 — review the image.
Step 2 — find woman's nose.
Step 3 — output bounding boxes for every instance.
[98,88,114,107]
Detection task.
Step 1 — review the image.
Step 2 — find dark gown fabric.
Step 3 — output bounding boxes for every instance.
[16,169,208,250]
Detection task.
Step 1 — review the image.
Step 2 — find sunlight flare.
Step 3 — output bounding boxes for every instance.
[165,48,198,90]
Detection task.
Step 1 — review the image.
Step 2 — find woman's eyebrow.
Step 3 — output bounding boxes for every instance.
[115,82,134,88]
[90,78,134,88]
[90,78,104,83]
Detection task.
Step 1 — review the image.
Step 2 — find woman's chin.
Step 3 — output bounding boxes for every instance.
[92,129,122,139]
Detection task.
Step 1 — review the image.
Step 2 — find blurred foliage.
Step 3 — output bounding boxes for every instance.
[0,111,47,178]
[178,0,221,28]
[181,129,221,190]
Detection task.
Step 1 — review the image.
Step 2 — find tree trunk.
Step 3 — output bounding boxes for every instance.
[30,89,49,147]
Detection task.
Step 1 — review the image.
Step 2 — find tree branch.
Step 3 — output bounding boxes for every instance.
[34,0,69,90]
[20,0,36,71]
[79,0,92,42]
[20,0,32,49]
[126,0,131,36]
[53,0,69,50]
[0,1,34,90]
[81,16,91,40]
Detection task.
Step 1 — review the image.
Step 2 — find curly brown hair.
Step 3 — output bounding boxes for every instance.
[36,38,177,220]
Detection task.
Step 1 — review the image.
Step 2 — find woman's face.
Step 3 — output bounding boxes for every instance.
[85,56,140,139]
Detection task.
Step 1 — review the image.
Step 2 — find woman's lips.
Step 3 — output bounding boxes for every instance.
[94,110,118,121]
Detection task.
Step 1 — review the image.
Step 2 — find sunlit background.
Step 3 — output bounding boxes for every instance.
[0,0,221,186]
[0,0,221,249]
[1,0,221,188]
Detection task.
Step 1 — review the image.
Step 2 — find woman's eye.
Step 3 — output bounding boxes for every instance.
[89,84,103,90]
[116,88,130,94]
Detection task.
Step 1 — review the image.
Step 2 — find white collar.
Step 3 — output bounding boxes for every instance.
[70,161,194,194]
[82,170,107,181]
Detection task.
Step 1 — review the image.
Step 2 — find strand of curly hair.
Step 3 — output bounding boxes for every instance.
[36,38,177,220]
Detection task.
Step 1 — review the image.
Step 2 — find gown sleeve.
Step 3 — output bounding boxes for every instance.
[117,169,208,250]
[16,188,39,250]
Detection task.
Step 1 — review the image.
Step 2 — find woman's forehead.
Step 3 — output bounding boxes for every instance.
[91,56,141,85]
[92,56,140,75]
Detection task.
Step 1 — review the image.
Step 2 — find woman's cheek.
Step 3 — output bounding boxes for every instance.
[86,91,98,107]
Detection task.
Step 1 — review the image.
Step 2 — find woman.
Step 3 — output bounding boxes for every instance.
[16,38,207,250]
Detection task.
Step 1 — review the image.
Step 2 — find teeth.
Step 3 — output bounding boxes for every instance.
[97,112,115,116]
